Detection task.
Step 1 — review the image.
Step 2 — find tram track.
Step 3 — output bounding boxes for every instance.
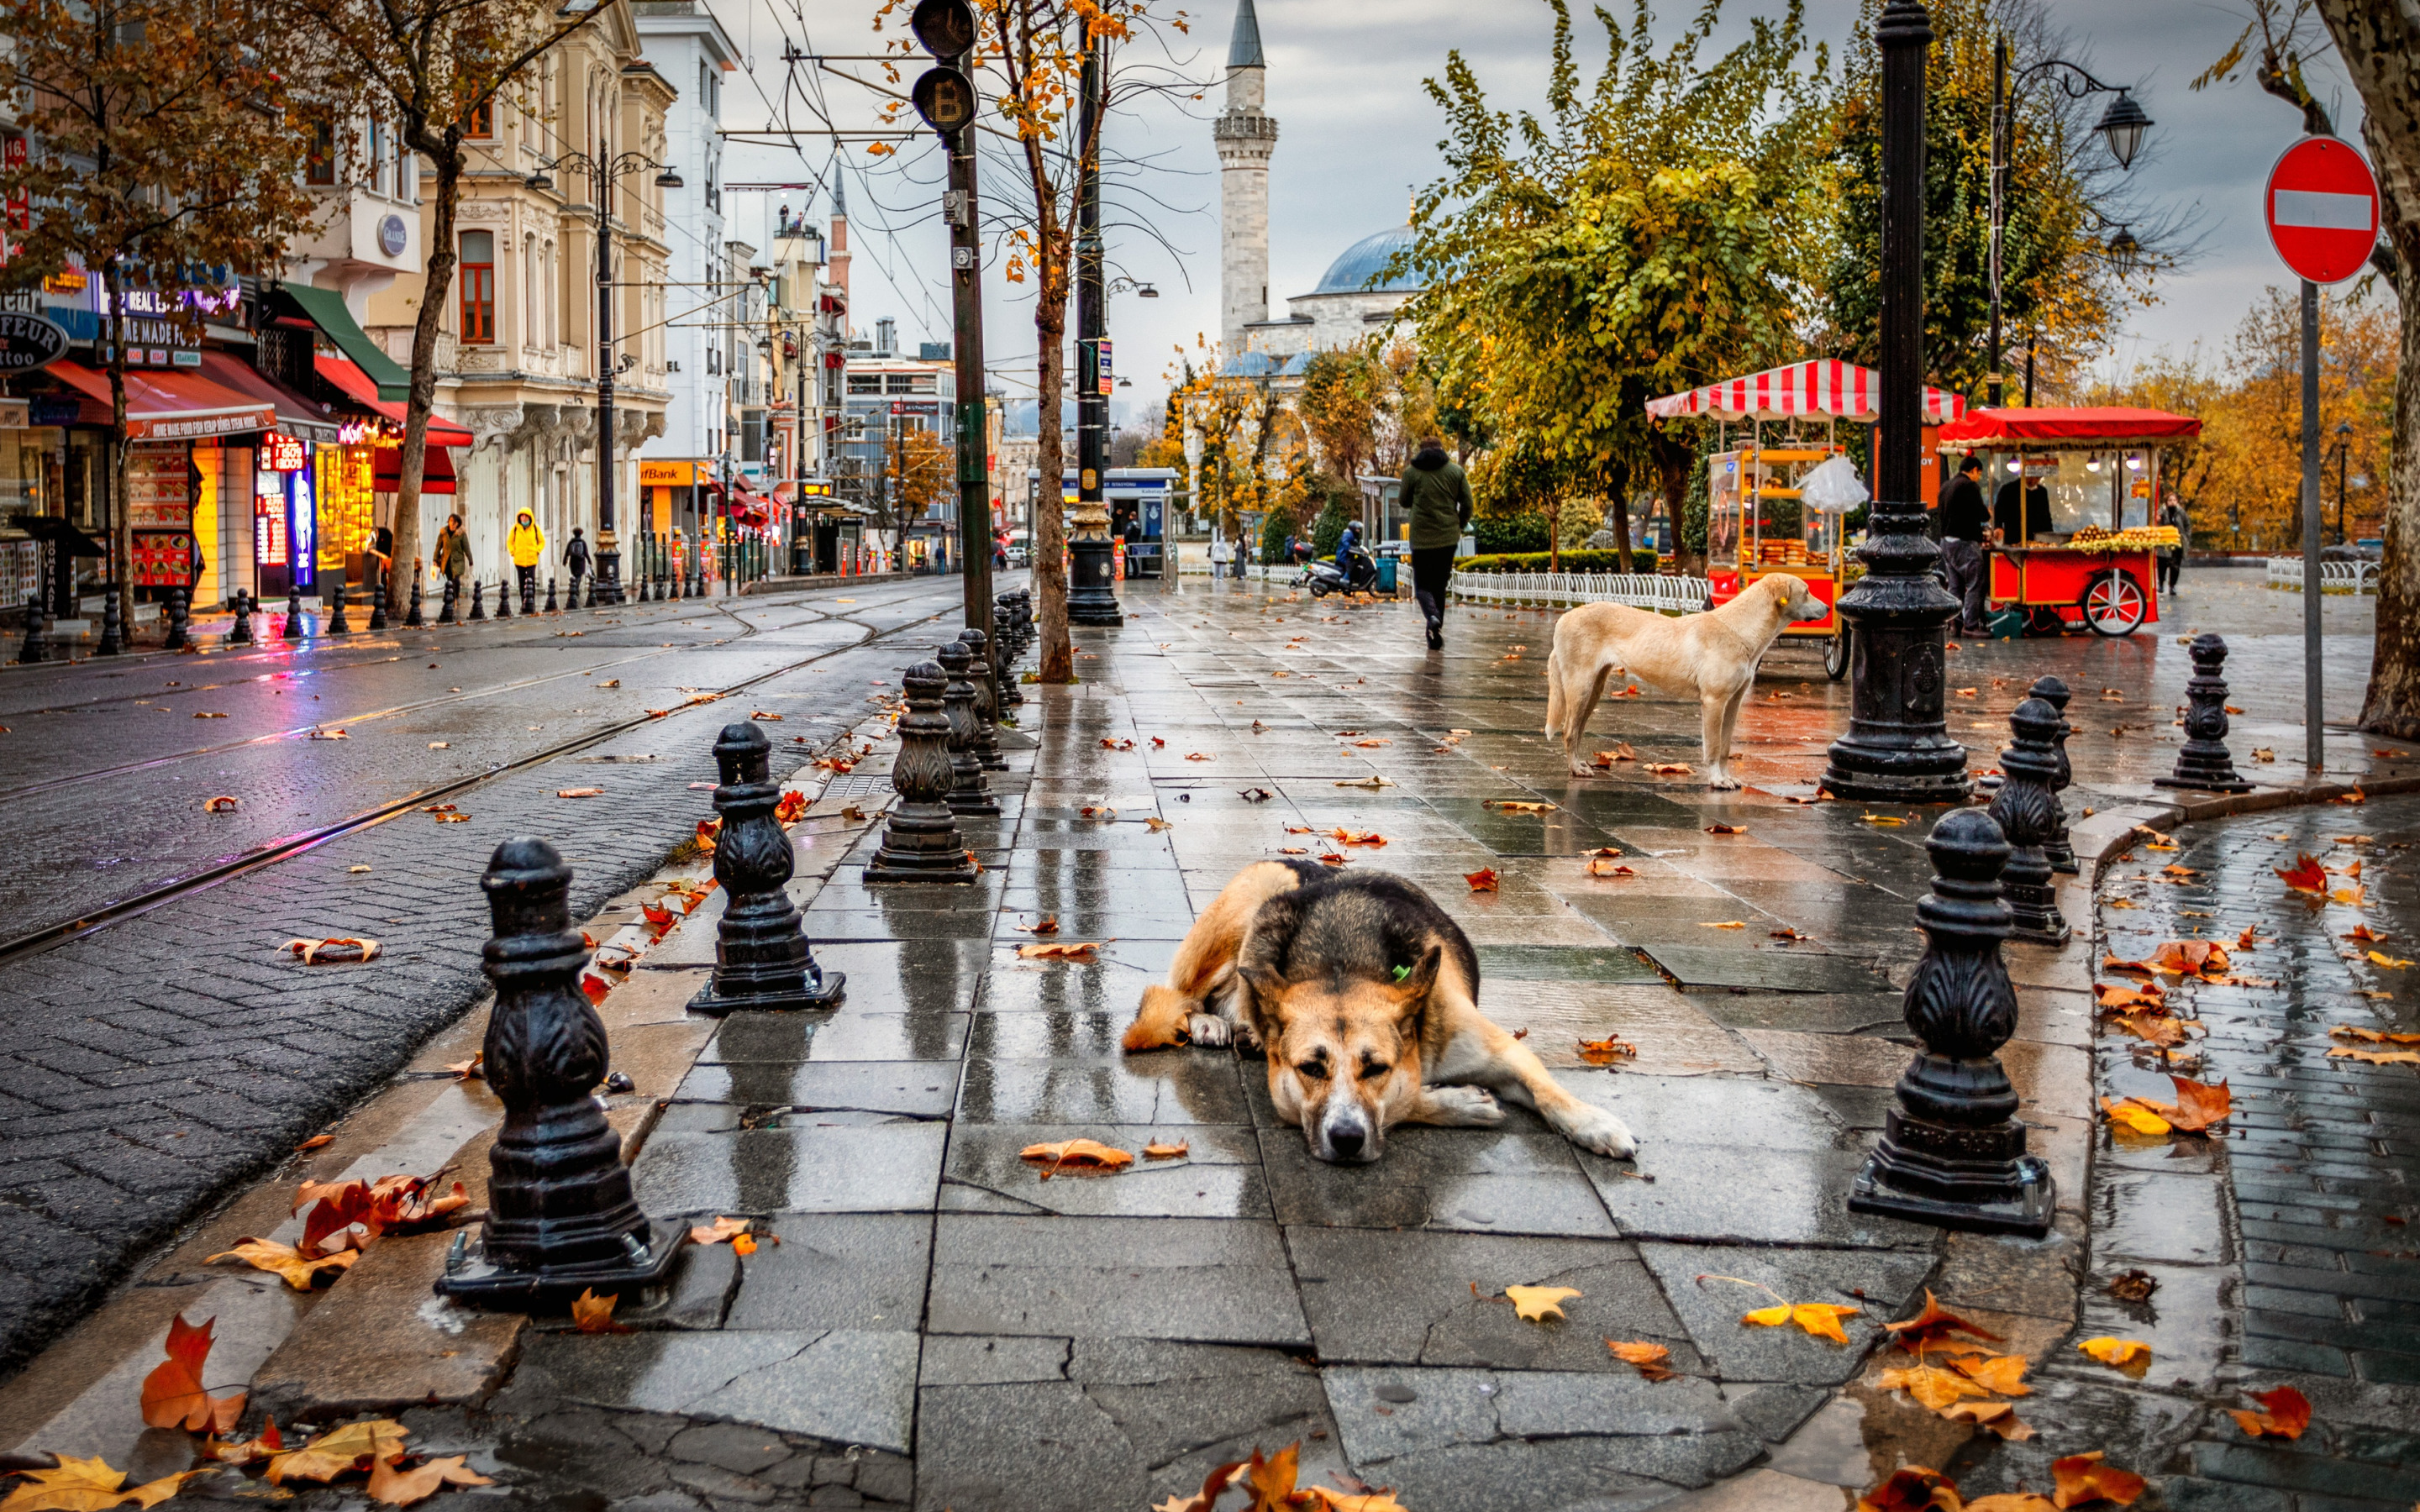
[0,579,968,969]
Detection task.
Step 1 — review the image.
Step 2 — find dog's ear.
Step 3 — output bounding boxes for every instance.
[1391,942,1444,1042]
[1236,959,1288,1053]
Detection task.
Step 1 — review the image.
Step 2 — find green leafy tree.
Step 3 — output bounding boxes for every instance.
[1297,349,1380,484]
[0,0,319,633]
[1389,0,1833,574]
[1822,0,2169,402]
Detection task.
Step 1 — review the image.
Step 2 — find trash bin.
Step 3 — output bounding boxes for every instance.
[1376,556,1399,594]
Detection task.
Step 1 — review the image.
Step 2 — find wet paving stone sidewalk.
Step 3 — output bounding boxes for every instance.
[3,578,2414,1512]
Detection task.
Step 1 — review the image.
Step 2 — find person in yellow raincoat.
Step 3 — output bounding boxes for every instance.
[508,508,545,611]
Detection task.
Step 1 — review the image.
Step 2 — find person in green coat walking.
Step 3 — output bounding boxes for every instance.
[1401,436,1473,650]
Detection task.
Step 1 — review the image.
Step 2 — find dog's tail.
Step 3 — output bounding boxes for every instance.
[1544,643,1564,741]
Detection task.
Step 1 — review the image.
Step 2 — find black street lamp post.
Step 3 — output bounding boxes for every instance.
[1987,41,2152,407]
[1065,26,1120,625]
[528,147,682,607]
[1821,0,1970,806]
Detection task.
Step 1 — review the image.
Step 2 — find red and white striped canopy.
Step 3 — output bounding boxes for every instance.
[1646,360,1970,424]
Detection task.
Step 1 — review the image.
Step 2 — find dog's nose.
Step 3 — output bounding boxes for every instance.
[1328,1124,1365,1159]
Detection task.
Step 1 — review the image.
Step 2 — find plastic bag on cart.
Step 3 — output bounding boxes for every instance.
[1799,456,1870,514]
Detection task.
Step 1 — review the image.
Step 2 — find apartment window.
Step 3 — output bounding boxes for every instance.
[367,119,386,195]
[848,374,880,396]
[884,374,917,395]
[908,374,938,394]
[466,101,494,139]
[741,411,764,463]
[459,230,496,343]
[306,121,335,186]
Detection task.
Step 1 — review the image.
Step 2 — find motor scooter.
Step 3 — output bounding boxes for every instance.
[1297,548,1378,597]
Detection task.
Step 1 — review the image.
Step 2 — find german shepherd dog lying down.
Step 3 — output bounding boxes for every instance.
[1123,859,1637,1164]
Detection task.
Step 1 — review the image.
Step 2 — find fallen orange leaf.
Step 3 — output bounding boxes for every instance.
[688,1216,750,1246]
[2049,1451,2146,1507]
[1585,857,1636,877]
[1465,868,1499,892]
[1645,762,1693,774]
[1946,1352,2031,1396]
[1743,1301,1860,1343]
[203,795,239,812]
[365,1454,492,1508]
[1503,1284,1581,1322]
[139,1314,245,1435]
[2110,1015,2186,1048]
[555,787,604,799]
[1143,1141,1190,1159]
[1877,1360,1990,1412]
[570,1289,627,1334]
[2278,854,2328,894]
[0,1455,217,1511]
[1018,942,1101,960]
[2100,1098,2175,1136]
[1576,1036,1636,1064]
[265,1420,411,1486]
[2165,1076,2233,1132]
[1883,1290,2002,1349]
[2095,982,2166,1010]
[1020,1139,1135,1177]
[1014,916,1062,935]
[203,1420,285,1467]
[2076,1336,2152,1373]
[206,1239,357,1291]
[1857,1466,1960,1512]
[1944,1401,2036,1442]
[279,937,380,965]
[1606,1340,1674,1382]
[2228,1383,2312,1440]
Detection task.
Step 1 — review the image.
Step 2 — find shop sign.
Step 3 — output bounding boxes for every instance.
[639,459,696,486]
[263,432,308,472]
[0,311,67,371]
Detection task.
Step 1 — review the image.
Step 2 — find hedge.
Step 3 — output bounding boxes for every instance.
[1456,550,1680,575]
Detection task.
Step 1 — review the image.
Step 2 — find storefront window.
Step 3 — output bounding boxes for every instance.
[316,444,374,583]
[460,230,496,343]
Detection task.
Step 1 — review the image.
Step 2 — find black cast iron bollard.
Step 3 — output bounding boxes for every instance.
[960,627,1007,769]
[994,594,1026,709]
[406,562,426,628]
[226,590,253,647]
[163,586,190,651]
[495,576,512,621]
[937,638,1001,816]
[282,590,305,641]
[435,837,681,1309]
[689,722,845,1015]
[18,592,47,664]
[584,573,599,610]
[468,579,487,622]
[328,572,351,636]
[437,575,459,625]
[1988,698,2070,945]
[1847,806,2054,1236]
[523,573,537,617]
[865,660,978,884]
[97,589,123,655]
[2154,632,2254,794]
[367,571,389,633]
[544,576,558,613]
[2028,675,2078,874]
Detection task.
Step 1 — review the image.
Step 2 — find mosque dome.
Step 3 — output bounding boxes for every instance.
[1308,225,1420,296]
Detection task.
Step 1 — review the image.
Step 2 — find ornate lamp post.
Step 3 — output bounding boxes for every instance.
[1065,23,1121,625]
[527,146,682,607]
[1821,0,1969,806]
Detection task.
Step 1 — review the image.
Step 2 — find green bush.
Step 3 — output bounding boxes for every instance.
[1456,550,1680,575]
[1311,492,1355,559]
[1472,513,1551,554]
[1259,509,1293,564]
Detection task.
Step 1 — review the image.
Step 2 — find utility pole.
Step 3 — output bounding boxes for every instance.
[944,67,997,671]
[1065,25,1119,624]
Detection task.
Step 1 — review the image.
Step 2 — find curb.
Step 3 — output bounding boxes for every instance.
[2073,771,2420,871]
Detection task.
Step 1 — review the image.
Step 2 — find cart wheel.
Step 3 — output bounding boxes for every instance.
[2082,570,2147,636]
[1824,624,1850,680]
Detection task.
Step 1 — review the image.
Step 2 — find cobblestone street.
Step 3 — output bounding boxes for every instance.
[0,572,2412,1510]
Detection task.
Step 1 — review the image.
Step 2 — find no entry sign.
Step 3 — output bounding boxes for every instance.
[2265,136,2381,285]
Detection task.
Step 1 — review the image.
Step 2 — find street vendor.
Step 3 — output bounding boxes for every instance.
[1993,470,2053,543]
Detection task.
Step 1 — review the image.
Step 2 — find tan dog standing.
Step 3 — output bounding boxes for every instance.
[1544,573,1822,789]
[1124,859,1636,1164]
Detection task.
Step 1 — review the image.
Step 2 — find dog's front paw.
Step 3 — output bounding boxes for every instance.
[1567,762,1597,780]
[1554,1103,1639,1158]
[1424,1084,1506,1126]
[1707,773,1741,791]
[1186,1012,1233,1047]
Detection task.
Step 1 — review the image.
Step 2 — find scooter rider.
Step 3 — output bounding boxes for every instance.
[1337,518,1362,570]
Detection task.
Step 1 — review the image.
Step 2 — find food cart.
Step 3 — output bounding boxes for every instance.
[1648,360,1970,679]
[1932,407,2198,636]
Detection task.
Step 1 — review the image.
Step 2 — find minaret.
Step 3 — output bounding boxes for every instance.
[828,168,852,336]
[1213,0,1275,357]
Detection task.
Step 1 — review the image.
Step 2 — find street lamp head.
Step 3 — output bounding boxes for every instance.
[655,167,684,189]
[1138,283,1159,298]
[2106,225,2141,270]
[527,169,554,192]
[2095,90,2150,170]
[2336,420,2354,437]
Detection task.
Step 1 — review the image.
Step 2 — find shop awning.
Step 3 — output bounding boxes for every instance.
[271,284,410,401]
[1646,360,1969,424]
[197,351,342,441]
[373,443,457,495]
[43,361,276,440]
[1936,406,2202,449]
[314,356,476,446]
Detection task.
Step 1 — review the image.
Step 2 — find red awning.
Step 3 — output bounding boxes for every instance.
[197,351,340,438]
[44,361,276,439]
[315,356,476,447]
[1936,407,2202,449]
[373,444,457,495]
[1647,360,1969,424]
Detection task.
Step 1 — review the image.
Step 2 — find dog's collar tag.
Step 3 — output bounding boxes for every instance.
[1392,964,1411,982]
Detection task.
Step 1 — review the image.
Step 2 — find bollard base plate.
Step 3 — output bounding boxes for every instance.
[2152,774,2254,794]
[1847,1151,2055,1238]
[688,970,846,1017]
[434,1217,686,1311]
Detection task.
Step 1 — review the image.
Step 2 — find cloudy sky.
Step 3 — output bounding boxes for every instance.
[709,0,2368,419]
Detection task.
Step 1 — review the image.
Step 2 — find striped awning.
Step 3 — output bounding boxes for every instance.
[1646,360,1970,424]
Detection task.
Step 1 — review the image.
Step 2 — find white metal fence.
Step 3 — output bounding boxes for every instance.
[1448,570,1713,614]
[2266,556,2379,594]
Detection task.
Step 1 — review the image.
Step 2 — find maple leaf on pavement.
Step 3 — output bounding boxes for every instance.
[569,1289,628,1334]
[365,1455,492,1508]
[1744,1302,1861,1343]
[1882,1289,2002,1349]
[2228,1384,2312,1440]
[139,1314,245,1435]
[2277,853,2328,894]
[1606,1340,1675,1382]
[265,1420,412,1486]
[1503,1285,1581,1322]
[2049,1452,2147,1507]
[0,1456,217,1512]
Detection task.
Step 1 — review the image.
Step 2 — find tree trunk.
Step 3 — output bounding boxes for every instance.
[2320,0,2420,735]
[103,260,132,639]
[394,145,462,599]
[1611,495,1634,575]
[1032,279,1073,683]
[1648,426,1697,575]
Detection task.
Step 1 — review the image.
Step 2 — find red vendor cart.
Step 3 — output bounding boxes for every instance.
[1649,360,1970,679]
[1933,407,2201,636]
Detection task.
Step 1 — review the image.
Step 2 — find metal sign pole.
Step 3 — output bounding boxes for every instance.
[2302,278,2323,773]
